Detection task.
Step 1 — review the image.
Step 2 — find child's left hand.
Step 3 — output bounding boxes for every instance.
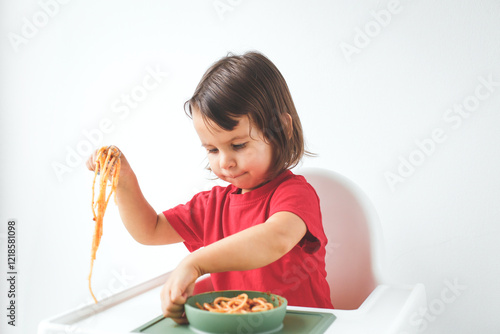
[160,257,201,324]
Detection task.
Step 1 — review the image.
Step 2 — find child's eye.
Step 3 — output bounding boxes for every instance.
[232,143,247,150]
[207,148,219,154]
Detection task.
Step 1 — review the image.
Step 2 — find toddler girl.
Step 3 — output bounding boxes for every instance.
[87,51,333,323]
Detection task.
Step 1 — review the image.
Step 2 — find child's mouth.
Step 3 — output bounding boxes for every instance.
[226,172,246,180]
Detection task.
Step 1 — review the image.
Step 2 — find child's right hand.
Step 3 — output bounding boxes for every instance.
[86,146,169,245]
[86,146,133,189]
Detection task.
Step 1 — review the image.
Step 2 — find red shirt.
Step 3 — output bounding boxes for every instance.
[163,170,333,308]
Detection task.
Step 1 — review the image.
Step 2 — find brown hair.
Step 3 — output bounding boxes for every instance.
[184,51,313,179]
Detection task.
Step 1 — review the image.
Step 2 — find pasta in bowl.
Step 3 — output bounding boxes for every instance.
[185,290,287,334]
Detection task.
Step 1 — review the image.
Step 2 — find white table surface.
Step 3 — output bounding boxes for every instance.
[38,273,425,334]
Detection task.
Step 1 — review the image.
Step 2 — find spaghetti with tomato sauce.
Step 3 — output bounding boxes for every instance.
[195,293,275,314]
[88,146,121,303]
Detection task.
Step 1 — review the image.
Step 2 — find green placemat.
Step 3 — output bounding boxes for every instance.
[133,310,336,333]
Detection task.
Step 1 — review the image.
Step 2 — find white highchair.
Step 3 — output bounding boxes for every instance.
[299,167,427,333]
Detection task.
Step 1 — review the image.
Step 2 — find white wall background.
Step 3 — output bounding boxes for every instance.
[1,0,499,333]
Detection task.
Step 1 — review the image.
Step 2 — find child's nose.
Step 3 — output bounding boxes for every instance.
[219,152,236,170]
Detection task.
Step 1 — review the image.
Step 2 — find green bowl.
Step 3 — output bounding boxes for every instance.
[185,290,287,334]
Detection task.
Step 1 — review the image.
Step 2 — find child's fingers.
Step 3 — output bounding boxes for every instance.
[161,295,187,322]
[166,300,188,324]
[171,287,188,305]
[86,146,123,174]
[171,314,189,325]
[183,281,195,300]
[164,306,185,319]
[160,280,192,322]
[86,149,100,171]
[165,302,188,325]
[86,155,96,171]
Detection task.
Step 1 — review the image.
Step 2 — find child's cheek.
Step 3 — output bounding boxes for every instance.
[207,155,218,171]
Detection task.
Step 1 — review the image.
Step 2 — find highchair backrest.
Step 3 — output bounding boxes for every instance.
[300,168,379,309]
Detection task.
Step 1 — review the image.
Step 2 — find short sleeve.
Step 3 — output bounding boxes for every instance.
[269,177,324,254]
[162,191,210,252]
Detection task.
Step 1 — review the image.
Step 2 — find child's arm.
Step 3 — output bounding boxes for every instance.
[160,211,307,323]
[86,148,183,245]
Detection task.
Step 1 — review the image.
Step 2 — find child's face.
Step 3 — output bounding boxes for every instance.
[193,108,273,193]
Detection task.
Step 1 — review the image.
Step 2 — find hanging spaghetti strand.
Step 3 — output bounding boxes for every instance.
[88,146,121,303]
